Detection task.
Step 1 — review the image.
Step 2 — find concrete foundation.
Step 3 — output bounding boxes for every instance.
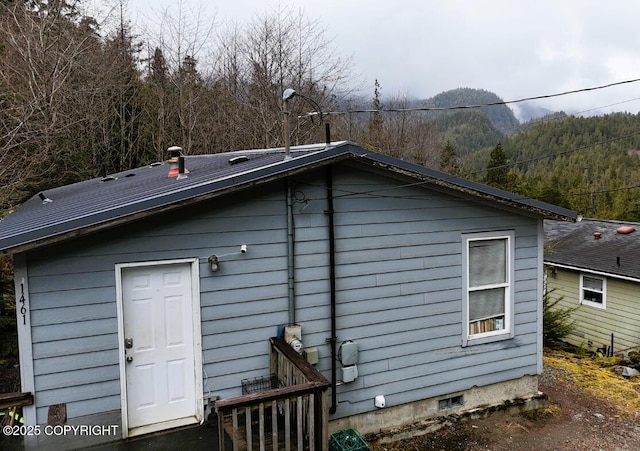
[329,375,544,442]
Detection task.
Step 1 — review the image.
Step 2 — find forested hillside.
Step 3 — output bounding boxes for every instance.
[464,113,640,221]
[404,88,518,157]
[433,110,503,156]
[424,88,520,132]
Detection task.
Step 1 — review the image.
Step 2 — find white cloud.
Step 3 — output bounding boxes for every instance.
[128,0,640,114]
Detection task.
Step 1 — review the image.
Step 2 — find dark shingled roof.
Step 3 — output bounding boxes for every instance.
[0,141,576,254]
[545,218,640,279]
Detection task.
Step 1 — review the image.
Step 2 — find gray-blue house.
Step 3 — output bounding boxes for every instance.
[0,141,575,448]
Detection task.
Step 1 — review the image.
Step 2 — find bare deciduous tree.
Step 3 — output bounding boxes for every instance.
[214,5,354,149]
[0,1,102,206]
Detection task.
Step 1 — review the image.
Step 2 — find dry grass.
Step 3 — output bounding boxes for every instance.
[368,351,640,450]
[544,350,640,414]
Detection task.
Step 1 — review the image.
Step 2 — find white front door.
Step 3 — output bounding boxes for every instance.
[118,260,202,437]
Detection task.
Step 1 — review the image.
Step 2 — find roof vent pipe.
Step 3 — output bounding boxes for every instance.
[325,122,331,148]
[177,156,188,180]
[593,232,601,240]
[38,192,53,204]
[166,146,189,178]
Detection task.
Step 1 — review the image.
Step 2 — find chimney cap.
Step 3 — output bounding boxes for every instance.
[167,146,182,158]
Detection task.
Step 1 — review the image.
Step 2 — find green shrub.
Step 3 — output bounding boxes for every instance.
[543,289,577,348]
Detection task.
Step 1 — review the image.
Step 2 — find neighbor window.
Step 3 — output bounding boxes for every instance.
[463,231,514,345]
[580,274,606,309]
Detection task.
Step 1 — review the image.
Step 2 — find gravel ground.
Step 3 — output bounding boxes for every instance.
[370,364,640,451]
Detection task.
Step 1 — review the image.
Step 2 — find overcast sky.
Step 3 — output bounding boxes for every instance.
[128,0,640,118]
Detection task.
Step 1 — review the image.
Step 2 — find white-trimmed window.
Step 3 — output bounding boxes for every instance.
[463,231,515,345]
[580,274,606,309]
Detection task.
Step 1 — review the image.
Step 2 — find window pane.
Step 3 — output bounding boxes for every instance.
[469,287,505,321]
[469,239,507,287]
[583,289,603,304]
[583,276,602,291]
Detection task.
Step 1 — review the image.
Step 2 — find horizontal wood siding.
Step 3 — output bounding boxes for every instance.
[547,268,640,352]
[25,184,290,423]
[23,163,542,424]
[292,166,541,419]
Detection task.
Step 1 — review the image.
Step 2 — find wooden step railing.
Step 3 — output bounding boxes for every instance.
[215,337,330,451]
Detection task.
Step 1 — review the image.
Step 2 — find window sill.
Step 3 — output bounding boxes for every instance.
[463,330,513,347]
[581,300,605,310]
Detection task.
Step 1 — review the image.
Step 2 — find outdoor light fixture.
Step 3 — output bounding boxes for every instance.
[283,88,296,101]
[282,88,323,121]
[208,255,219,272]
[282,88,325,158]
[207,245,247,272]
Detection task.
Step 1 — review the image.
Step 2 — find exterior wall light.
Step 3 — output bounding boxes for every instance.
[208,255,219,272]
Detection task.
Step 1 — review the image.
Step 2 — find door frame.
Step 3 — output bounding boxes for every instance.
[115,258,203,438]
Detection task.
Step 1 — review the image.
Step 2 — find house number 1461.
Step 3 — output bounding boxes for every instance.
[19,281,26,325]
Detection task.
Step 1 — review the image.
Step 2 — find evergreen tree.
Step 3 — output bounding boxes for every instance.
[98,19,145,175]
[485,142,508,189]
[543,289,576,348]
[439,140,460,175]
[142,47,173,160]
[367,79,384,151]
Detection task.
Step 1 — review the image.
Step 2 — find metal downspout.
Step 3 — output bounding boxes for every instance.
[286,178,296,325]
[326,165,338,414]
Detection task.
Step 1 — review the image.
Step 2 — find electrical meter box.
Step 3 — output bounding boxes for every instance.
[342,365,358,383]
[340,341,359,366]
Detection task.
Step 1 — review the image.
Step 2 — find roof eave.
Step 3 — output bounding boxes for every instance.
[544,261,640,283]
[356,153,577,222]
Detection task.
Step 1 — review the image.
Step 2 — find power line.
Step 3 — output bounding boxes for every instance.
[293,78,640,203]
[316,77,640,116]
[464,131,640,178]
[564,183,640,197]
[494,97,640,135]
[316,131,640,201]
[572,97,640,116]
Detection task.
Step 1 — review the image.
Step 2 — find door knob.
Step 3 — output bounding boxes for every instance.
[126,356,133,363]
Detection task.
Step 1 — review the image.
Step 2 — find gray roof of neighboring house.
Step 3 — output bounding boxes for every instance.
[0,141,576,254]
[545,218,640,279]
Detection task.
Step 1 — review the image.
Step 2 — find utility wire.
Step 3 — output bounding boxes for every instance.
[296,79,640,202]
[319,131,640,201]
[319,77,640,116]
[492,96,640,135]
[463,131,640,177]
[564,183,640,197]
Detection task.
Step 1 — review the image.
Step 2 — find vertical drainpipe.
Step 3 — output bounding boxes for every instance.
[286,178,296,325]
[326,165,338,414]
